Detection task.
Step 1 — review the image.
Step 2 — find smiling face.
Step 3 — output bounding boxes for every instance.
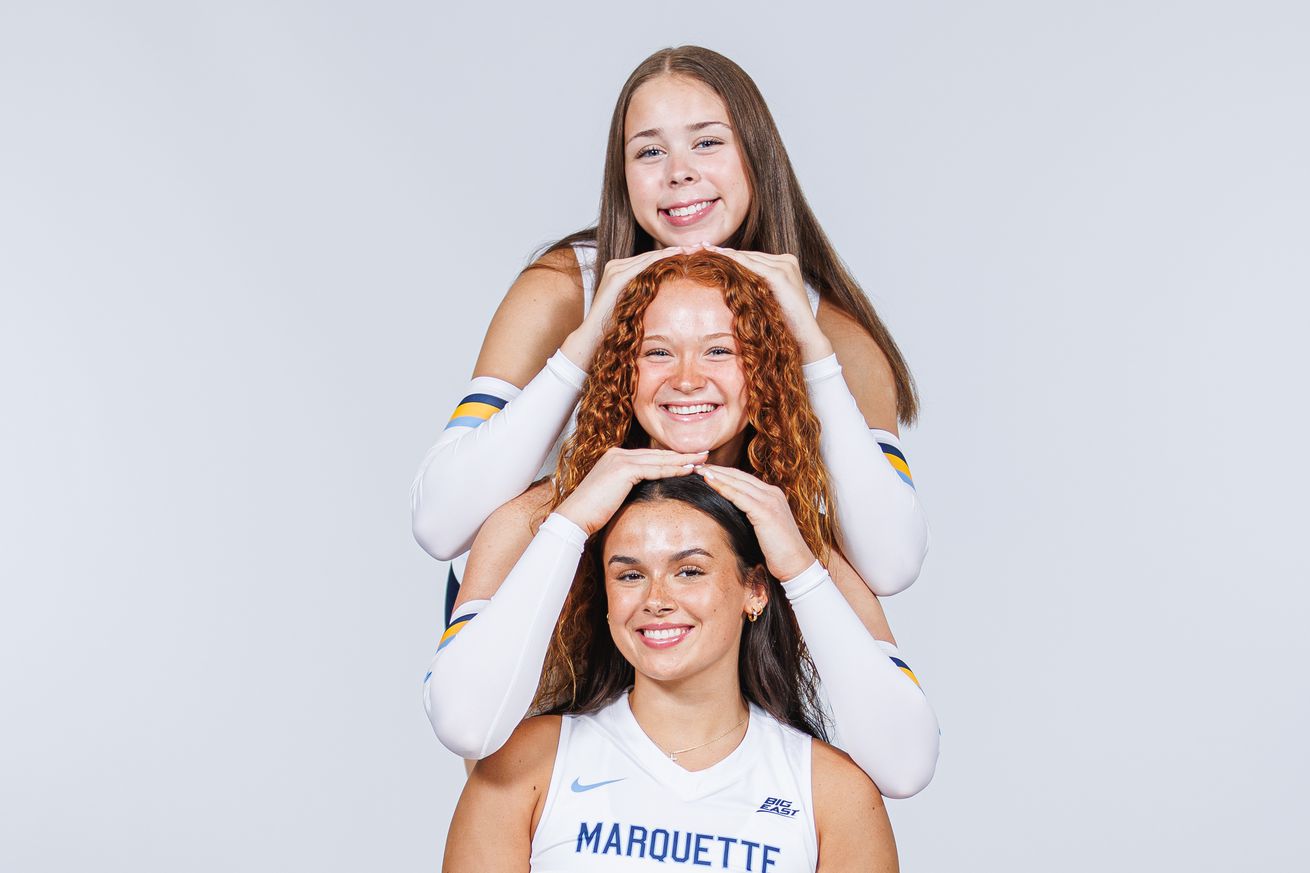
[603,499,765,687]
[634,278,749,465]
[624,75,752,247]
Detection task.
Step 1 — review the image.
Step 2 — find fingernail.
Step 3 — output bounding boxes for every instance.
[682,464,696,469]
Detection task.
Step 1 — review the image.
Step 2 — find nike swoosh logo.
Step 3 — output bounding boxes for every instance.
[571,777,625,793]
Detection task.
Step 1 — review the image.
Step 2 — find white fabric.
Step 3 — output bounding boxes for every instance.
[410,351,587,560]
[802,353,930,595]
[531,693,817,872]
[424,513,588,759]
[782,560,939,798]
[576,242,597,318]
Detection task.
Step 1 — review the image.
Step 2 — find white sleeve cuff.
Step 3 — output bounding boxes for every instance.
[802,353,842,384]
[539,512,588,552]
[780,560,830,602]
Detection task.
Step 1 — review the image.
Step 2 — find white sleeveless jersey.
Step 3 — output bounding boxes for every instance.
[531,693,818,873]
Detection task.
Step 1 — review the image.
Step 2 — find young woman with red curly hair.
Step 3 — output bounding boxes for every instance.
[411,46,929,620]
[425,252,939,799]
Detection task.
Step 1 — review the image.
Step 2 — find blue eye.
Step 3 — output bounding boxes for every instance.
[643,348,672,358]
[635,145,664,159]
[694,138,724,149]
[707,347,734,357]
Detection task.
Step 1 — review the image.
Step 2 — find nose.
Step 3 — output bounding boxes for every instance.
[673,355,706,392]
[644,579,676,615]
[667,151,699,187]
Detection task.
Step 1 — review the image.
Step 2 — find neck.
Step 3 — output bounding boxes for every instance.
[705,433,745,467]
[628,660,749,770]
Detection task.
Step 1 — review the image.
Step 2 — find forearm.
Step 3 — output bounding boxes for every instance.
[411,352,586,559]
[423,513,587,759]
[804,354,929,595]
[783,561,939,798]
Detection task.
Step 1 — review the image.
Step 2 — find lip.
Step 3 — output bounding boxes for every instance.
[636,623,694,649]
[659,197,720,228]
[659,402,721,422]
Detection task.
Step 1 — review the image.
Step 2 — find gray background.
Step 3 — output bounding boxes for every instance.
[3,1,1307,870]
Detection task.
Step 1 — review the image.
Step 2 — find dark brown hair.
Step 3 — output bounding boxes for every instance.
[544,475,828,741]
[538,45,919,423]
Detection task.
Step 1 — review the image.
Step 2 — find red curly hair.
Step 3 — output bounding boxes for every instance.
[535,251,838,710]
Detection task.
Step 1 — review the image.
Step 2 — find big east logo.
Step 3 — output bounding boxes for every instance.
[756,797,799,818]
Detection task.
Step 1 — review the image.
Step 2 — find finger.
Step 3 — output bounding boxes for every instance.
[638,462,701,481]
[626,449,710,464]
[696,464,772,494]
[695,468,765,511]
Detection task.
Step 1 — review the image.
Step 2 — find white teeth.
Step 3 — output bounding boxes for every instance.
[666,403,716,415]
[642,627,688,640]
[666,200,712,217]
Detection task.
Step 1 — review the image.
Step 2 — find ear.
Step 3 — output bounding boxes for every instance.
[744,565,769,612]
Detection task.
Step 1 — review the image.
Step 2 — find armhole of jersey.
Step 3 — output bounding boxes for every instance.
[803,736,820,867]
[572,243,598,319]
[531,715,574,850]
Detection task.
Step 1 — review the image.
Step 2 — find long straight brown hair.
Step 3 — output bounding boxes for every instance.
[539,45,920,423]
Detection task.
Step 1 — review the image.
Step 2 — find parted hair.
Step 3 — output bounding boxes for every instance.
[537,44,919,423]
[534,250,836,713]
[545,476,828,741]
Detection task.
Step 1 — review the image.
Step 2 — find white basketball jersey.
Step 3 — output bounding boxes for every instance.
[530,692,818,873]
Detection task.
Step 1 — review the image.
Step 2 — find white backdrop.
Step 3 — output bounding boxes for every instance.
[2,1,1307,870]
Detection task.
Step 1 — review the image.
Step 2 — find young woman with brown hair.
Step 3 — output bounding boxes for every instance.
[443,472,898,872]
[425,252,938,798]
[412,46,929,612]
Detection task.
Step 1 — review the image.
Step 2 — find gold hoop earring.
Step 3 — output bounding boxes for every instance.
[747,609,760,623]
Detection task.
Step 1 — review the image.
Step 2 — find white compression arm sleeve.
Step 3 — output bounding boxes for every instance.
[783,560,940,798]
[411,351,586,560]
[804,354,930,595]
[422,513,587,759]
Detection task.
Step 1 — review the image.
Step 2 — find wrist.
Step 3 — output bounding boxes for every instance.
[540,512,589,551]
[559,320,602,371]
[794,326,834,365]
[774,552,819,583]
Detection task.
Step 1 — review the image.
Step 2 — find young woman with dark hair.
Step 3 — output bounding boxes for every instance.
[443,472,898,873]
[426,252,938,798]
[412,46,929,610]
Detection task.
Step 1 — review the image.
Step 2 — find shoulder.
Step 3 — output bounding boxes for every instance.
[446,716,563,870]
[815,302,898,432]
[474,247,586,385]
[806,739,901,854]
[472,714,563,787]
[810,739,898,870]
[811,739,882,811]
[816,302,895,385]
[499,247,585,324]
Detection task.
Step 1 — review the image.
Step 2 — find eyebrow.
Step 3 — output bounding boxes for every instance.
[606,548,714,565]
[642,332,735,344]
[626,120,731,146]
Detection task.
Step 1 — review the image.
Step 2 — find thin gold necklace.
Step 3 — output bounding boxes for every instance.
[631,692,749,762]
